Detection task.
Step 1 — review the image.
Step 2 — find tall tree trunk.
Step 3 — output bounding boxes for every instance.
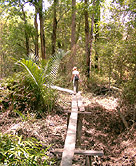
[34,0,39,61]
[71,0,76,49]
[94,22,99,69]
[84,0,90,78]
[94,0,100,70]
[0,23,2,78]
[38,0,46,60]
[20,3,29,56]
[0,53,3,78]
[52,0,58,55]
[70,0,76,68]
[76,16,82,43]
[89,0,95,76]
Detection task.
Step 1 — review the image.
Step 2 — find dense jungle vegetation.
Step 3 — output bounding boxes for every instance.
[0,0,135,165]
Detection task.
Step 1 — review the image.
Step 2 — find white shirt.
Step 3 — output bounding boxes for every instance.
[72,70,79,82]
[72,70,79,75]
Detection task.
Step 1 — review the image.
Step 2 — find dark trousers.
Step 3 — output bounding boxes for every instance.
[73,80,78,93]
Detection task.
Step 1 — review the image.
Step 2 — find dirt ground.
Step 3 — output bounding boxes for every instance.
[0,91,136,166]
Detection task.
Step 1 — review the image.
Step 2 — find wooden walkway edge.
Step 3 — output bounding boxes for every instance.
[60,95,78,166]
[52,149,104,156]
[45,84,104,165]
[44,84,74,94]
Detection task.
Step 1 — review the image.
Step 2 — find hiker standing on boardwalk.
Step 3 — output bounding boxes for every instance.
[71,67,80,93]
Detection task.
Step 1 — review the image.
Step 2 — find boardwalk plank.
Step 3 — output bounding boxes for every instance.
[60,95,78,166]
[52,149,104,156]
[44,84,74,94]
[77,93,85,112]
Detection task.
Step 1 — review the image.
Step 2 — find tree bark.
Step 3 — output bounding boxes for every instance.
[94,0,100,70]
[71,0,76,50]
[52,0,58,55]
[0,23,2,78]
[70,0,76,68]
[84,0,90,78]
[20,3,29,57]
[0,52,3,78]
[34,0,39,61]
[38,0,46,60]
[89,1,95,76]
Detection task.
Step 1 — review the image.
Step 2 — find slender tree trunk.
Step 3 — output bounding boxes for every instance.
[34,0,39,61]
[38,0,46,60]
[133,65,136,122]
[108,59,112,89]
[76,17,81,43]
[89,0,95,76]
[71,0,76,49]
[69,0,76,68]
[0,23,2,78]
[94,0,100,70]
[20,3,29,56]
[52,0,58,55]
[0,53,2,78]
[84,0,90,78]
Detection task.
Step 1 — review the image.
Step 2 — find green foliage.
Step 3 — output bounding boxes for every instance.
[16,49,69,111]
[15,60,55,112]
[87,73,110,90]
[45,49,70,83]
[0,133,53,165]
[0,0,135,109]
[123,78,136,104]
[1,72,55,114]
[0,17,35,77]
[17,59,45,87]
[0,73,44,113]
[0,49,69,114]
[96,19,135,87]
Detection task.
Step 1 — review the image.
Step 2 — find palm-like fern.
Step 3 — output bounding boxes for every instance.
[17,59,44,87]
[44,49,70,84]
[17,49,70,87]
[15,49,70,111]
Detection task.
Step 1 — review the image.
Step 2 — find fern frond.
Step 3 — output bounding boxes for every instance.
[15,50,70,111]
[18,60,38,86]
[45,49,70,84]
[16,49,70,86]
[17,59,45,88]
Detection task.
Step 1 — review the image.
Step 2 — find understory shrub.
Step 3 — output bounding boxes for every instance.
[122,78,136,105]
[1,50,69,115]
[0,133,53,165]
[0,72,56,114]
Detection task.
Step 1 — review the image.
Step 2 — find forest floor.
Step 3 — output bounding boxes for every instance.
[0,88,136,166]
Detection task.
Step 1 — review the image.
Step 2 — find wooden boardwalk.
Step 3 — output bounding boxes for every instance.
[47,85,104,165]
[60,93,103,166]
[44,84,75,94]
[60,95,78,166]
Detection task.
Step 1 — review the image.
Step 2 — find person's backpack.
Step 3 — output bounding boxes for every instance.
[75,74,79,81]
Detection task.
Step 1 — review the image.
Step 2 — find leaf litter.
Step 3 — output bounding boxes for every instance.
[0,90,135,165]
